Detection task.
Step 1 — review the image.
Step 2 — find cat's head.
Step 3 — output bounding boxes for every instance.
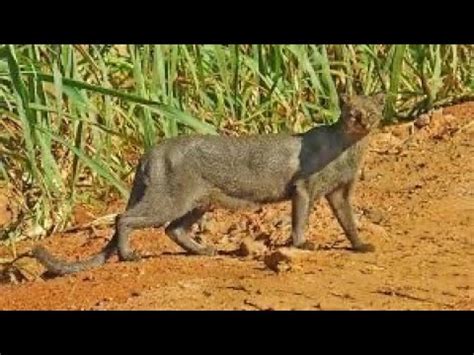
[339,93,385,136]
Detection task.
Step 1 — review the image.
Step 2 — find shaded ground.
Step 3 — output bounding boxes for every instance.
[0,103,473,310]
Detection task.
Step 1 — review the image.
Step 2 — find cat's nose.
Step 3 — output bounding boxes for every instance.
[350,110,360,119]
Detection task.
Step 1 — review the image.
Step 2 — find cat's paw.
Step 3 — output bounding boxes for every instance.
[352,242,375,253]
[294,241,316,251]
[196,245,216,256]
[119,250,142,262]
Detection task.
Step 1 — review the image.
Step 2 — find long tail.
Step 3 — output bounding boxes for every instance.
[32,234,118,275]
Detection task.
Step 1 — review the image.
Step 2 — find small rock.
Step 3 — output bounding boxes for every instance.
[362,208,385,225]
[414,113,431,128]
[263,247,310,273]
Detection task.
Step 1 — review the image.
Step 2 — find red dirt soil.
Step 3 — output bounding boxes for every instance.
[0,103,473,310]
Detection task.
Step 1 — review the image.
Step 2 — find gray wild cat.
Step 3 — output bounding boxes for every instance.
[33,93,385,275]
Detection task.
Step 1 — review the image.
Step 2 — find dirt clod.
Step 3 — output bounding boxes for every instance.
[263,248,311,273]
[238,237,268,258]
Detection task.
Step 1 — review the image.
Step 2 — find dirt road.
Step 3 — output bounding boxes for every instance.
[0,103,472,310]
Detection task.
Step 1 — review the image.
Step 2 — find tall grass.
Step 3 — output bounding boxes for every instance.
[0,44,472,240]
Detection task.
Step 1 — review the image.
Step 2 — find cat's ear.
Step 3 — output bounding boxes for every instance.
[374,92,386,106]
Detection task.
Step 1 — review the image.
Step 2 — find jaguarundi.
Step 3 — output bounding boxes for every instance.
[33,93,385,275]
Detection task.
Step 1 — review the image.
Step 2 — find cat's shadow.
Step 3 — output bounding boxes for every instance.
[41,243,351,279]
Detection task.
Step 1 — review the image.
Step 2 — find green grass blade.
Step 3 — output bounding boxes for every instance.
[385,44,407,121]
[36,127,129,198]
